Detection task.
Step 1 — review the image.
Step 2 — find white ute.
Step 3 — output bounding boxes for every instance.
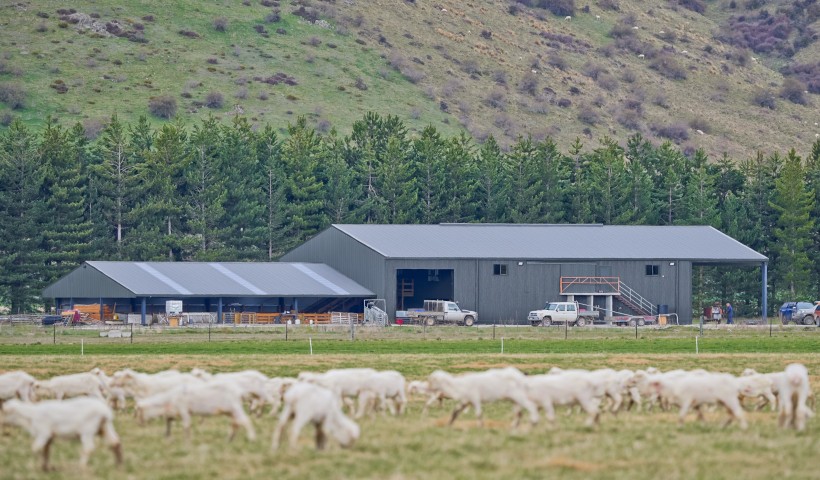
[408,300,477,327]
[528,301,598,327]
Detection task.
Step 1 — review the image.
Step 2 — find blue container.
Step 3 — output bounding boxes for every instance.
[657,304,669,315]
[779,302,796,323]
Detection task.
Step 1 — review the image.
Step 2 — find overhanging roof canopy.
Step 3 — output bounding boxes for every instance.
[43,261,374,299]
[332,224,767,263]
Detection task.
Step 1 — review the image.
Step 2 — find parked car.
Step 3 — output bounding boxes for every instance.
[41,315,65,326]
[779,302,797,324]
[784,302,817,326]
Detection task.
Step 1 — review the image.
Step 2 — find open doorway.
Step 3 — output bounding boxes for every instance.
[396,269,454,310]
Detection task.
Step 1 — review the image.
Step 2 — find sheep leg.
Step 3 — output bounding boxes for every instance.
[695,405,706,423]
[609,391,623,415]
[99,417,123,466]
[580,398,601,427]
[472,400,484,427]
[541,400,556,426]
[448,401,470,426]
[720,397,747,430]
[422,393,440,416]
[79,432,96,467]
[33,434,54,472]
[165,417,174,438]
[630,389,642,412]
[233,407,256,441]
[288,412,312,450]
[677,398,693,426]
[778,393,794,429]
[271,403,294,450]
[179,409,193,440]
[315,423,327,450]
[384,394,396,416]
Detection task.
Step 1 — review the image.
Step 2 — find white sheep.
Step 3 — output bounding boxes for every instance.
[736,373,777,411]
[298,368,378,413]
[135,380,256,441]
[565,15,572,21]
[110,368,203,400]
[263,377,298,415]
[272,382,360,451]
[0,370,37,405]
[34,373,105,401]
[523,373,602,427]
[778,363,813,431]
[650,372,747,429]
[355,370,407,418]
[1,397,122,471]
[427,367,539,428]
[191,368,274,416]
[90,368,128,411]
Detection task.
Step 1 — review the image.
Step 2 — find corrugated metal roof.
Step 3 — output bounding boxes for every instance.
[331,224,767,262]
[80,261,374,297]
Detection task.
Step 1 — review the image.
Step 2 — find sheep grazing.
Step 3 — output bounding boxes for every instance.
[2,397,122,471]
[191,368,274,416]
[90,368,128,411]
[736,373,777,411]
[523,373,603,427]
[650,372,748,429]
[272,382,360,451]
[427,367,539,428]
[110,368,202,400]
[355,370,407,418]
[136,380,256,441]
[565,15,572,21]
[0,371,37,405]
[34,373,105,401]
[778,363,813,431]
[263,377,298,415]
[298,368,378,413]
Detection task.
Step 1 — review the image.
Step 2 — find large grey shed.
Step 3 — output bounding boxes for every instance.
[43,261,374,324]
[281,224,769,324]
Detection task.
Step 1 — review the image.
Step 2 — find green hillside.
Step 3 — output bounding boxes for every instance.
[0,0,818,157]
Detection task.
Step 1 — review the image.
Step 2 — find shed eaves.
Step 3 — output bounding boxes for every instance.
[331,224,767,262]
[72,262,374,297]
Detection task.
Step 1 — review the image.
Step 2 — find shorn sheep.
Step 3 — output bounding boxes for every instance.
[778,363,814,431]
[272,382,360,451]
[1,397,122,471]
[427,367,539,428]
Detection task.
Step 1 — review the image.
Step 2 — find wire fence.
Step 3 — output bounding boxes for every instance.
[0,319,817,347]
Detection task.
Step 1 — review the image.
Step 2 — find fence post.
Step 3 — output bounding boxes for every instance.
[208,322,211,342]
[285,321,288,341]
[635,321,638,339]
[564,319,568,340]
[493,323,496,340]
[130,323,133,344]
[53,324,56,345]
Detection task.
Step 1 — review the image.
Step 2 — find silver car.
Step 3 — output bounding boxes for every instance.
[789,302,818,326]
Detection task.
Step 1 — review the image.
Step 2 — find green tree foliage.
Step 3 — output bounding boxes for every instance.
[769,149,815,298]
[0,121,46,312]
[0,112,814,315]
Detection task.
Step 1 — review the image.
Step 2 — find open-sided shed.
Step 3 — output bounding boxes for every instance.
[42,261,374,324]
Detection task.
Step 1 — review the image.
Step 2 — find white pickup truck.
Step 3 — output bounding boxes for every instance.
[528,301,598,327]
[407,300,477,326]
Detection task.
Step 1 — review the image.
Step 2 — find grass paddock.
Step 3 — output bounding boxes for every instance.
[1,332,818,479]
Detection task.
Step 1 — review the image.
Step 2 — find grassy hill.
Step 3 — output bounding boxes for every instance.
[0,0,818,158]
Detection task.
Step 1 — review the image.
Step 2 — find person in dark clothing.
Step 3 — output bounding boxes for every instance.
[726,303,734,324]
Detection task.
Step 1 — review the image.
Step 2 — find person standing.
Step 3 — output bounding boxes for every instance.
[726,302,734,324]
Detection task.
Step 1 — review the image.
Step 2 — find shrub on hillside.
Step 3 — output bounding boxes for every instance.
[649,53,687,80]
[752,88,777,109]
[547,53,567,70]
[0,112,15,126]
[518,72,539,96]
[213,17,228,32]
[689,116,712,134]
[577,105,600,125]
[779,78,808,105]
[780,62,820,95]
[492,70,508,85]
[485,88,507,110]
[148,95,177,119]
[0,83,26,110]
[582,62,605,80]
[596,73,618,91]
[616,109,642,130]
[597,0,620,11]
[525,0,575,17]
[716,14,794,56]
[654,122,689,142]
[83,118,106,140]
[673,0,706,14]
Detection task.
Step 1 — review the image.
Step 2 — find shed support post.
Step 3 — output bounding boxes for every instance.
[294,298,299,314]
[567,295,574,303]
[55,298,61,315]
[605,296,613,318]
[141,298,147,326]
[762,262,768,324]
[587,295,594,313]
[218,297,223,324]
[99,298,103,322]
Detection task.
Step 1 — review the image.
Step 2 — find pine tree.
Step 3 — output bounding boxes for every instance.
[255,125,289,260]
[440,133,479,223]
[506,136,545,223]
[280,117,327,250]
[186,117,228,260]
[38,121,93,289]
[769,149,814,298]
[412,126,447,224]
[679,153,719,226]
[475,136,508,222]
[584,138,628,224]
[0,120,46,312]
[377,134,418,223]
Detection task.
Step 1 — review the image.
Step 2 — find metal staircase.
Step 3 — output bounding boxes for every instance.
[560,276,657,316]
[616,283,657,316]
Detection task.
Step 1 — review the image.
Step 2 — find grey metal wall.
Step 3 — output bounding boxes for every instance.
[43,264,136,299]
[281,227,386,298]
[597,260,693,323]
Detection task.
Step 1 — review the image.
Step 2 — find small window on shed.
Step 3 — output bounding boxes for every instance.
[493,264,508,276]
[645,265,659,276]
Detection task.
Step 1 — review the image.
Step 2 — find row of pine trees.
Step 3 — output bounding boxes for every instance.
[1,112,818,316]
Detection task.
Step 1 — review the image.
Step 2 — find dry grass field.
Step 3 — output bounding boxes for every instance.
[1,347,819,479]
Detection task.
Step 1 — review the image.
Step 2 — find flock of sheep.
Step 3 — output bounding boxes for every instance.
[0,363,814,472]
